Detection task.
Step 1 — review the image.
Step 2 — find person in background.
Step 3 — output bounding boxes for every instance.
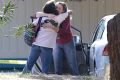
[53,1,79,75]
[22,0,69,74]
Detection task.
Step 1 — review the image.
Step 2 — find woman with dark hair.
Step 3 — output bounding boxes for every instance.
[22,0,69,74]
[53,1,79,75]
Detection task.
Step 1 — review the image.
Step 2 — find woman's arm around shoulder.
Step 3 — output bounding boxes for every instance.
[54,10,72,24]
[36,12,55,18]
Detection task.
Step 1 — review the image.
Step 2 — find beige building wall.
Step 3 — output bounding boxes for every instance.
[0,0,120,58]
[65,0,120,43]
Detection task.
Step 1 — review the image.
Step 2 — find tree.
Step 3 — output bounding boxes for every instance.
[107,13,120,80]
[0,0,15,26]
[0,0,28,37]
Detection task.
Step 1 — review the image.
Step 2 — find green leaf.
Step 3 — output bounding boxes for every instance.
[0,0,15,26]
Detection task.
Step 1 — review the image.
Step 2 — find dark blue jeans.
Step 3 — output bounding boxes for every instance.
[23,44,53,74]
[53,39,79,75]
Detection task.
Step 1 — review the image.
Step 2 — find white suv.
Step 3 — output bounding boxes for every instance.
[89,14,115,75]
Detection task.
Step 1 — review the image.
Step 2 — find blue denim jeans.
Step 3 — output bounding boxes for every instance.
[53,39,79,75]
[23,44,53,74]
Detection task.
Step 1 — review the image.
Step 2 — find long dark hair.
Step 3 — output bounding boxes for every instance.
[42,0,58,15]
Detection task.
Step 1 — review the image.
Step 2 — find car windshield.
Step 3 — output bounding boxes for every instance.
[92,19,106,42]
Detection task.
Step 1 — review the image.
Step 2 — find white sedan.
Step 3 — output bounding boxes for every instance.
[89,14,115,75]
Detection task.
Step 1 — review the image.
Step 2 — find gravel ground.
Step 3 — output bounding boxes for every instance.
[0,72,104,80]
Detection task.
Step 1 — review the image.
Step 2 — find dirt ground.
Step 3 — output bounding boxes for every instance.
[0,64,111,80]
[104,64,110,80]
[0,72,104,80]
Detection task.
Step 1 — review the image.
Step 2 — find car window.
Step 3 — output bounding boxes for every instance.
[93,19,105,41]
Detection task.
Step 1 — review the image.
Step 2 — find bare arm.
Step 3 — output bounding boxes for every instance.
[34,11,71,32]
[54,12,68,25]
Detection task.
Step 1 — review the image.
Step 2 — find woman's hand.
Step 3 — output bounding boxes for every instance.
[68,10,72,15]
[42,23,59,32]
[42,23,53,28]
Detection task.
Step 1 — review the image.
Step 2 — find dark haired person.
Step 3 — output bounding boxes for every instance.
[53,1,79,75]
[22,0,69,74]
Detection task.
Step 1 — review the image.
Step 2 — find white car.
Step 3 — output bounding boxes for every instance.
[89,14,115,75]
